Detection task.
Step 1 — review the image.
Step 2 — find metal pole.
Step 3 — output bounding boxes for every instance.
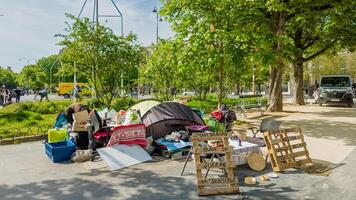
[95,0,99,25]
[77,0,88,18]
[156,11,159,44]
[110,0,124,36]
[50,67,52,93]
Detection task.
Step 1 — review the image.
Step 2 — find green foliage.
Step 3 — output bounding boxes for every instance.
[58,15,143,108]
[83,97,136,111]
[16,64,47,89]
[18,100,72,114]
[140,40,179,101]
[0,104,57,139]
[186,96,268,113]
[0,67,17,88]
[36,54,62,89]
[160,0,265,105]
[112,97,137,111]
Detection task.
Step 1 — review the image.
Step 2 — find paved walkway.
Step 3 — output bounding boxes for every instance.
[0,105,356,200]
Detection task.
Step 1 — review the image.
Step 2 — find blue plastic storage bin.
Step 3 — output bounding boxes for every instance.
[45,140,76,163]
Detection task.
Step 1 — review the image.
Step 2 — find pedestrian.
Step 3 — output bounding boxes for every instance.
[313,88,320,104]
[14,87,22,103]
[73,84,82,102]
[0,85,5,106]
[39,88,49,102]
[1,85,9,105]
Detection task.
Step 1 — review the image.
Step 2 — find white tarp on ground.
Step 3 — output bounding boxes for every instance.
[97,144,152,171]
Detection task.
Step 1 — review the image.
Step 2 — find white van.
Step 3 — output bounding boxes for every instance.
[319,75,354,107]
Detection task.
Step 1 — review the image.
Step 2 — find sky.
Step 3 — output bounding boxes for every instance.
[0,0,173,72]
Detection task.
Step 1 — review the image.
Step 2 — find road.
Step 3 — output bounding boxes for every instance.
[10,94,154,103]
[14,94,65,102]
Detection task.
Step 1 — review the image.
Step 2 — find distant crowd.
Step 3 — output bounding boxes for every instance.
[0,85,22,106]
[0,85,50,106]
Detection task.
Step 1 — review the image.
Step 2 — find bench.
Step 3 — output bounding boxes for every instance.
[234,98,268,118]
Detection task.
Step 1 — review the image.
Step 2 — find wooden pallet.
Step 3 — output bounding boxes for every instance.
[191,132,239,196]
[263,127,312,172]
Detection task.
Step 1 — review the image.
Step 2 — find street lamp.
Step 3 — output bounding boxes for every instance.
[152,6,163,44]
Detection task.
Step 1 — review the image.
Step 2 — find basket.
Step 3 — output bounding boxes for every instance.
[48,129,68,143]
[45,140,75,163]
[247,152,266,171]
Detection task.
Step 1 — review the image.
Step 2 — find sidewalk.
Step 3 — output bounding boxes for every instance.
[0,105,355,200]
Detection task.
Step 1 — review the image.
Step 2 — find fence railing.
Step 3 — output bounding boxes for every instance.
[0,124,52,141]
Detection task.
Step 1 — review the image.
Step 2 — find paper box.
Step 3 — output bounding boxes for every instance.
[73,110,89,123]
[72,122,87,132]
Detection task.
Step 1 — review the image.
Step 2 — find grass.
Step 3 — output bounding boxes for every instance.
[186,96,268,113]
[0,103,58,139]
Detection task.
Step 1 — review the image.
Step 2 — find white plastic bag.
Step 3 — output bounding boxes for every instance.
[123,109,142,125]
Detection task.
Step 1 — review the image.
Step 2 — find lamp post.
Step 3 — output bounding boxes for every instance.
[152,6,163,44]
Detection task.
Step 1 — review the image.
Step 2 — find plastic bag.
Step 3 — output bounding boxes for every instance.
[123,109,142,125]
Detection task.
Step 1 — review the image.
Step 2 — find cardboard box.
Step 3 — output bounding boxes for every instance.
[72,122,87,132]
[73,110,89,123]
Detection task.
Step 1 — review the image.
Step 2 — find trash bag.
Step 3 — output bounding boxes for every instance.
[123,109,142,125]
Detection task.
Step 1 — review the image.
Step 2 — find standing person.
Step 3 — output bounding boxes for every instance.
[73,84,82,102]
[14,88,22,103]
[1,85,9,104]
[0,85,5,106]
[39,89,49,102]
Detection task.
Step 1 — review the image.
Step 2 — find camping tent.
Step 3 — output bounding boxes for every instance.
[128,99,162,117]
[142,102,205,139]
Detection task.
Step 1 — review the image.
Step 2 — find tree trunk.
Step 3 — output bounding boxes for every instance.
[293,54,305,105]
[252,65,256,95]
[268,12,287,112]
[268,62,284,112]
[217,54,224,108]
[235,80,240,95]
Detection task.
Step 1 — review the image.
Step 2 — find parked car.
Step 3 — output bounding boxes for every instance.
[319,75,354,107]
[183,91,195,96]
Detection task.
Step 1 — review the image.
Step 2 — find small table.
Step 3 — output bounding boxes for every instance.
[229,140,261,166]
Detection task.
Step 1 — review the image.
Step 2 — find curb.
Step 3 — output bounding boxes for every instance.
[0,134,47,145]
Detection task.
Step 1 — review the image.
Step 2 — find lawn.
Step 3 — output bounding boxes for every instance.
[0,100,72,140]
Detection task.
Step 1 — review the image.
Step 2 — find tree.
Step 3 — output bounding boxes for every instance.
[16,64,46,89]
[284,0,356,105]
[161,0,254,107]
[0,67,17,89]
[141,40,179,101]
[36,55,61,90]
[58,15,142,108]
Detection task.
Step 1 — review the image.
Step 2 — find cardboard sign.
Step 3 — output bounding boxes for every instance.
[191,132,239,196]
[263,127,312,172]
[73,110,89,123]
[97,144,152,171]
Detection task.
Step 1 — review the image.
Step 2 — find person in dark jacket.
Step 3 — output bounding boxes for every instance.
[14,88,22,103]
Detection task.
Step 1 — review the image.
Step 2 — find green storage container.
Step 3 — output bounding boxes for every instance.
[48,129,68,143]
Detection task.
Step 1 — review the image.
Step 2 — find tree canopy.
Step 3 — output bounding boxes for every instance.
[58,15,143,108]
